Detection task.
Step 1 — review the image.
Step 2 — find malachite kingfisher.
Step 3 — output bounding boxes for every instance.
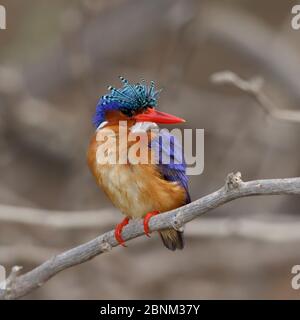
[87,77,190,250]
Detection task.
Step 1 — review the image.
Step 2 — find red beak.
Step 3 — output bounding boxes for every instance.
[134,108,185,124]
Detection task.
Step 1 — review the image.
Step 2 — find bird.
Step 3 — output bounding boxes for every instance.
[87,76,190,250]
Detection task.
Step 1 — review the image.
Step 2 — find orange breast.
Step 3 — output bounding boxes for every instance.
[87,126,186,219]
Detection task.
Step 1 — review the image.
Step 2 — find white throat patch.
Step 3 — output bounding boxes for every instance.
[130,122,158,133]
[96,121,108,131]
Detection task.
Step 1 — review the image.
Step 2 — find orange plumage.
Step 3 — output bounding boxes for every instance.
[87,118,186,219]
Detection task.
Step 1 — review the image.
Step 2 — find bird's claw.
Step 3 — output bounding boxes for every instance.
[114,217,130,247]
[143,211,160,237]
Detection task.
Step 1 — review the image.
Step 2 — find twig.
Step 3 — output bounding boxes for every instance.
[0,173,299,299]
[3,266,23,300]
[211,71,300,123]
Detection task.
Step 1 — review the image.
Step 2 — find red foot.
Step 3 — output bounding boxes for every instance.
[143,211,160,237]
[114,217,130,247]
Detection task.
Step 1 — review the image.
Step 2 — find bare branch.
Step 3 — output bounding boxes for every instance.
[2,216,300,265]
[225,171,242,191]
[0,173,299,299]
[211,71,300,123]
[3,266,23,300]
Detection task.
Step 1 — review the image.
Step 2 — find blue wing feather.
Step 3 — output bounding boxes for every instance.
[150,130,191,204]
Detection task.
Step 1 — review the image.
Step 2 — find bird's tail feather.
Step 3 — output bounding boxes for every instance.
[159,229,184,251]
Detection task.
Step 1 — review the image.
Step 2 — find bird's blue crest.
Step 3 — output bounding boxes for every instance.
[93,76,161,128]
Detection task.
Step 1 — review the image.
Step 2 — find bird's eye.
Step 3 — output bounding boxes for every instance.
[120,108,134,117]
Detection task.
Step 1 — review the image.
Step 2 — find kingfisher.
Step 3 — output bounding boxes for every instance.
[87,77,190,250]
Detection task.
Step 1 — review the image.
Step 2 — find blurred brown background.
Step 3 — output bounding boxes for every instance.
[0,0,300,299]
